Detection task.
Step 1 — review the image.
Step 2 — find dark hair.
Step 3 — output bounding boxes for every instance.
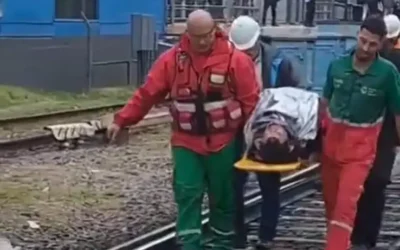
[253,138,299,164]
[360,15,387,38]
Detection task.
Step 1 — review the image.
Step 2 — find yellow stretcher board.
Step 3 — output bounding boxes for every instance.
[234,157,302,172]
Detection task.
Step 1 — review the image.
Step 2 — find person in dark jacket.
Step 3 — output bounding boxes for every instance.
[304,0,316,27]
[350,14,400,250]
[228,15,300,250]
[261,0,279,26]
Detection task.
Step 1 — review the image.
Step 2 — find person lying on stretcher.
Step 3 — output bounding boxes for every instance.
[236,87,321,172]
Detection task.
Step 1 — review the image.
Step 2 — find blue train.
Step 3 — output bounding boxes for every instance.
[0,0,166,37]
[0,0,362,95]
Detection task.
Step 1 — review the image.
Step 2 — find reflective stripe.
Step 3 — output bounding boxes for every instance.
[212,119,226,128]
[327,109,383,128]
[205,100,230,111]
[180,123,192,130]
[209,226,235,236]
[230,108,242,119]
[177,229,202,236]
[173,100,229,112]
[330,220,352,232]
[174,101,196,112]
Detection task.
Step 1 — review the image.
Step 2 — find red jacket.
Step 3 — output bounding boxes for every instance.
[114,32,260,155]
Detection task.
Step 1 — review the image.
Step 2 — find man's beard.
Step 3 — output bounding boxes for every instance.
[355,49,373,62]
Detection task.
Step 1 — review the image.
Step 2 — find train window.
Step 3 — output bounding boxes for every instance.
[55,0,98,20]
[0,0,3,18]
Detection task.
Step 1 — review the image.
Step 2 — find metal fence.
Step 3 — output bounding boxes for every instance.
[0,14,169,93]
[166,0,363,25]
[81,13,163,91]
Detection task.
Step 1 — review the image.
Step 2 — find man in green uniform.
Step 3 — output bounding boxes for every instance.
[351,14,400,250]
[321,15,400,250]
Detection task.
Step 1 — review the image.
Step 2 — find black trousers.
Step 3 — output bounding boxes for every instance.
[261,0,278,25]
[234,169,281,247]
[351,148,396,247]
[367,0,380,16]
[304,0,316,26]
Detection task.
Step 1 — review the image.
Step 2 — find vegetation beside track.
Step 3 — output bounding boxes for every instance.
[0,85,135,119]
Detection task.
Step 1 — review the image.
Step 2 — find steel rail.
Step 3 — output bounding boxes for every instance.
[0,103,125,126]
[0,101,171,126]
[107,163,320,250]
[0,111,171,151]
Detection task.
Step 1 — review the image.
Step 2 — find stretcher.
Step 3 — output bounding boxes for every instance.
[235,87,320,173]
[234,157,302,172]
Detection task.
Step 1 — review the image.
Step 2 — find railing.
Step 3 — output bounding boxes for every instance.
[81,13,165,91]
[166,0,364,25]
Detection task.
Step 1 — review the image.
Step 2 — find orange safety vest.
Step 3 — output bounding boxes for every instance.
[169,43,243,135]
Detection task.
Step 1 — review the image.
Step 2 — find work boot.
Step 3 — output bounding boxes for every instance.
[255,241,274,250]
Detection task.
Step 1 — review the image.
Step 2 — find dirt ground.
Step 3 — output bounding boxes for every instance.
[0,124,175,250]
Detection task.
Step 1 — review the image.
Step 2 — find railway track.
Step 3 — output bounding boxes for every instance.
[0,123,174,250]
[0,108,171,151]
[4,105,400,250]
[108,164,320,250]
[0,102,170,145]
[0,103,126,129]
[109,164,400,250]
[253,176,400,250]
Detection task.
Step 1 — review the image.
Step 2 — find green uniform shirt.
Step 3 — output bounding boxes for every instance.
[323,53,400,125]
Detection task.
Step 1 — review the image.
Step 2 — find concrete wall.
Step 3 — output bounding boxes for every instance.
[0,0,166,37]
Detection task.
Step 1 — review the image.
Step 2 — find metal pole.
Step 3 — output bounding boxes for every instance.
[286,0,293,23]
[225,0,234,22]
[81,11,93,93]
[170,0,176,24]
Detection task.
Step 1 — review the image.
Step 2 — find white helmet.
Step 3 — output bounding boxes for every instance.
[229,15,261,51]
[384,14,400,39]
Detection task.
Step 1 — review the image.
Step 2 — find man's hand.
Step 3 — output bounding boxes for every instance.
[106,123,121,143]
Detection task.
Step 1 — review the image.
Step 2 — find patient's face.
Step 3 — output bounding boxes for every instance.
[262,124,288,144]
[254,124,288,150]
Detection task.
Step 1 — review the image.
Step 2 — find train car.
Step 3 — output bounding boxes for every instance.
[0,0,166,37]
[0,0,361,94]
[0,0,166,93]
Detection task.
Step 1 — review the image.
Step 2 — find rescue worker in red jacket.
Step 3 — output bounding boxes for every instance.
[321,15,400,250]
[107,9,260,250]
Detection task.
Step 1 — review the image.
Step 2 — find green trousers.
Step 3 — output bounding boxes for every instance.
[172,140,237,250]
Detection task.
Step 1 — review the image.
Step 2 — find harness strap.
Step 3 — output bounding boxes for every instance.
[173,100,230,113]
